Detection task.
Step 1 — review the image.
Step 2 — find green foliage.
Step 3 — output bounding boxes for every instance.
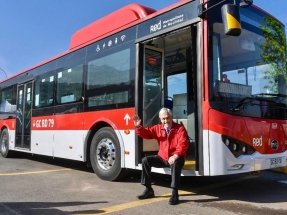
[259,16,287,93]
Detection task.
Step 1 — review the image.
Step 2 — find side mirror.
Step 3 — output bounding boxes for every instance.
[221,4,241,36]
[240,0,253,8]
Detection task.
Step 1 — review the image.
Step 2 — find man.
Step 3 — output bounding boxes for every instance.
[133,108,189,205]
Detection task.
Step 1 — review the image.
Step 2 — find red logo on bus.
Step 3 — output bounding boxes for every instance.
[148,57,157,66]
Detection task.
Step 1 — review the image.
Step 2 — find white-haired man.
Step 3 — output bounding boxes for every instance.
[133,108,189,205]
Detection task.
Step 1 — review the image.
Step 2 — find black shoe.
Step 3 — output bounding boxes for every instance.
[169,193,179,205]
[137,188,155,200]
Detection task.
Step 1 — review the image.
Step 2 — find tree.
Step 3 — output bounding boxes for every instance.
[259,16,287,93]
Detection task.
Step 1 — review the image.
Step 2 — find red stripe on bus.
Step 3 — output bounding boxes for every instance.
[31,108,135,131]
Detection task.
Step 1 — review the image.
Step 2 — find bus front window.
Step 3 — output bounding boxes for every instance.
[208,4,287,119]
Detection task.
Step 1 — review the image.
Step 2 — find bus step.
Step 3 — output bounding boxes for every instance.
[182,160,195,170]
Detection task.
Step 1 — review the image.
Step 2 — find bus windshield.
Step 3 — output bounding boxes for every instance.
[208,4,287,118]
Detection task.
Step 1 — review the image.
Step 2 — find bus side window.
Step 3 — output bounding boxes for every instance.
[86,47,131,109]
[34,75,54,108]
[0,86,17,113]
[56,64,83,104]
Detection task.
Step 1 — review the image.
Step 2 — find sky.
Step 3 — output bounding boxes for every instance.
[0,0,286,79]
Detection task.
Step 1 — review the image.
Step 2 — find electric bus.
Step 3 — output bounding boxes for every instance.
[0,0,286,181]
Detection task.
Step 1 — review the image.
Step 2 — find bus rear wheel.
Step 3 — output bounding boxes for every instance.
[90,127,125,181]
[1,129,12,158]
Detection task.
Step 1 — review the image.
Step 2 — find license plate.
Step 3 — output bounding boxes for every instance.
[270,157,282,168]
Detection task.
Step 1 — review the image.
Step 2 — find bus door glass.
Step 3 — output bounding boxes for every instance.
[15,82,32,149]
[143,46,164,126]
[141,46,164,153]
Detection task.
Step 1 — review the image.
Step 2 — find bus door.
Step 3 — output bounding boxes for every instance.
[166,47,196,171]
[164,28,196,171]
[142,46,164,153]
[15,82,33,149]
[139,27,196,170]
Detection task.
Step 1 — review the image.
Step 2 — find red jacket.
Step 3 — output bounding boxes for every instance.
[136,122,189,161]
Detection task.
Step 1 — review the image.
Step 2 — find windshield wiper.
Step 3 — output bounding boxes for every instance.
[232,93,287,113]
[231,96,253,113]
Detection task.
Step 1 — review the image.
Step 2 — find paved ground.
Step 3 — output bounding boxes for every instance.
[1,152,287,215]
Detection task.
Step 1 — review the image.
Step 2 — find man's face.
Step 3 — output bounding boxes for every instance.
[160,112,172,128]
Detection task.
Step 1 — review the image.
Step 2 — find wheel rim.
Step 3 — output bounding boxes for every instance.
[1,133,7,154]
[96,138,116,170]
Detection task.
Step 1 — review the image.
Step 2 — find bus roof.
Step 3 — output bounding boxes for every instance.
[69,0,192,50]
[70,4,156,50]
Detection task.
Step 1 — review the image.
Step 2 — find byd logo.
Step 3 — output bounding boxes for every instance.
[253,136,262,147]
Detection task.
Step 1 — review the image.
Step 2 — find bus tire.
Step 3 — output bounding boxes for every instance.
[90,127,126,181]
[0,129,13,158]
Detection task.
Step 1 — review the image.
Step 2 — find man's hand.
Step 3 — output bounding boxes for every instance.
[133,115,142,128]
[168,155,178,165]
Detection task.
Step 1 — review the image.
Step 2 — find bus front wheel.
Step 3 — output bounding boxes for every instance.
[1,129,12,158]
[90,127,125,181]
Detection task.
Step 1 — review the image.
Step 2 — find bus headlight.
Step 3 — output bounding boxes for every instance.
[233,143,238,151]
[225,138,230,147]
[222,135,255,158]
[242,145,247,154]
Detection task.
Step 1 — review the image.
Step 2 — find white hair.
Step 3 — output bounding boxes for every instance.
[159,107,173,118]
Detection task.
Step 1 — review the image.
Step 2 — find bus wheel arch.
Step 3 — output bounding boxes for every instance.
[89,126,126,181]
[0,128,12,158]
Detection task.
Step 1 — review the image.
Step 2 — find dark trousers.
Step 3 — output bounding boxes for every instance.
[141,155,185,189]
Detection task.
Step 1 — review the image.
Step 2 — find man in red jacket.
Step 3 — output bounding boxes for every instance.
[133,107,189,205]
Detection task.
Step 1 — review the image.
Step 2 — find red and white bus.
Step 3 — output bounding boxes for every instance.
[1,0,286,181]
